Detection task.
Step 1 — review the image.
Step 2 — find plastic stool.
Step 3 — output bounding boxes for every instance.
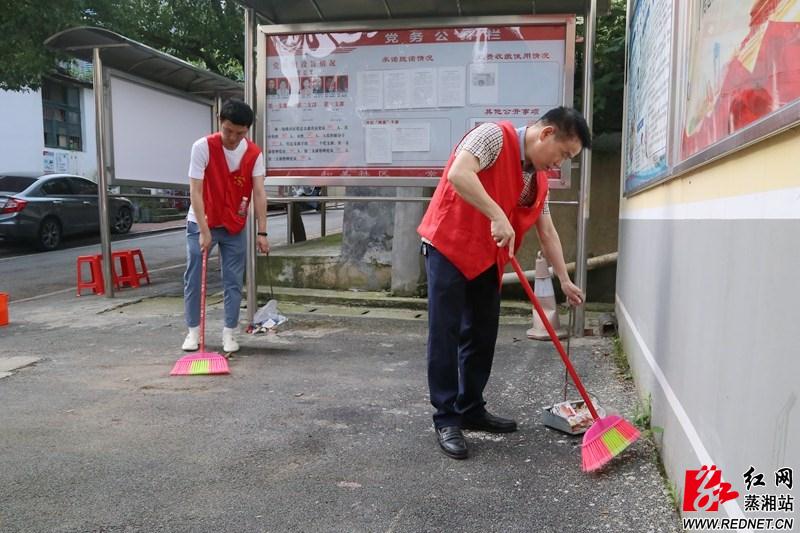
[129,248,151,286]
[76,255,105,296]
[112,249,150,288]
[0,292,8,326]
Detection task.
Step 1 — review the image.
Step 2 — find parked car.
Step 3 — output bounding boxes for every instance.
[0,172,134,250]
[290,185,323,211]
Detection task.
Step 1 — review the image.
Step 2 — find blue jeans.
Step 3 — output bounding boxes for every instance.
[184,221,246,329]
[424,244,501,429]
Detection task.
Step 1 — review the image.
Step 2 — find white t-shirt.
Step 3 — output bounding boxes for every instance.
[187,137,265,223]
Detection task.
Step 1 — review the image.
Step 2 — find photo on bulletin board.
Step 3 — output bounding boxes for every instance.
[678,0,800,167]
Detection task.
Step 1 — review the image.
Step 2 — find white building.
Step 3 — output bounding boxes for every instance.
[1,72,98,178]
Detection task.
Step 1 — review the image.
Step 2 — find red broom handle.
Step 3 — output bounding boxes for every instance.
[510,257,600,420]
[200,248,207,353]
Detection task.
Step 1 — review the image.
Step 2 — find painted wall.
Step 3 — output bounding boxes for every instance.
[0,86,97,178]
[617,126,799,517]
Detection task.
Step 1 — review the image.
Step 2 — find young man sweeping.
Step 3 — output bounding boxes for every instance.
[181,99,269,353]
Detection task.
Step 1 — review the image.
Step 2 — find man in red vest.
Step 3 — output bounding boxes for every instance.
[417,107,591,459]
[181,99,269,354]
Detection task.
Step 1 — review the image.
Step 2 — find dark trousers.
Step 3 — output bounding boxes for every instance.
[424,244,501,429]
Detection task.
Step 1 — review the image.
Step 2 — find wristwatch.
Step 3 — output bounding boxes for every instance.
[257,232,268,237]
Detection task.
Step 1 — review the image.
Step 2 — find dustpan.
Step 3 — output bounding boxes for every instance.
[541,311,605,435]
[510,257,638,471]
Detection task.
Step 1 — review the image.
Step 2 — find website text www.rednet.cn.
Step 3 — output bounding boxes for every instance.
[683,516,794,531]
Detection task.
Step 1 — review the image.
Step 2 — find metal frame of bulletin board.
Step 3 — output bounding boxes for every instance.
[255,15,576,189]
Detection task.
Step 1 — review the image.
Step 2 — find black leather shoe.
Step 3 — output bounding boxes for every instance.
[461,411,518,433]
[436,426,468,459]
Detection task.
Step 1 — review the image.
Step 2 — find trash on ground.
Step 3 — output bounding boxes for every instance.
[250,299,288,334]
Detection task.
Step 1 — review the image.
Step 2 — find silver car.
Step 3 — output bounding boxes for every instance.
[0,172,134,250]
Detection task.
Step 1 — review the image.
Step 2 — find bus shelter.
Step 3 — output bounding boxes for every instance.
[44,26,243,297]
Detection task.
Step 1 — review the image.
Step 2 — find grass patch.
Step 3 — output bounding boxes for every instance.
[611,335,632,380]
[633,393,664,440]
[632,395,677,513]
[666,479,681,513]
[609,342,681,518]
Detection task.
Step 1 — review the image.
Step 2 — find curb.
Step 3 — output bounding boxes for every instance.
[127,224,186,238]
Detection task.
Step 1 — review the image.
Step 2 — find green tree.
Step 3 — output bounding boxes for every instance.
[0,0,244,91]
[85,0,244,80]
[0,0,85,91]
[575,0,627,135]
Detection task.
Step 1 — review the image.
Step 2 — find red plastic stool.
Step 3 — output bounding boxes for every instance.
[129,249,151,286]
[76,254,105,296]
[112,249,150,288]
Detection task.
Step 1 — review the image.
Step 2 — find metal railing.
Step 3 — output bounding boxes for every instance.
[110,192,578,246]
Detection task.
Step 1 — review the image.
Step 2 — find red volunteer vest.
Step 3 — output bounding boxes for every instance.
[203,133,262,235]
[417,121,548,283]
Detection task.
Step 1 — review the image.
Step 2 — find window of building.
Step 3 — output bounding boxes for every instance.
[42,78,83,151]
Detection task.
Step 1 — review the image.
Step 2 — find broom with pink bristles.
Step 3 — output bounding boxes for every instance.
[510,257,639,471]
[170,249,230,376]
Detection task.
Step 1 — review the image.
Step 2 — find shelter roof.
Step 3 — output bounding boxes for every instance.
[45,27,243,100]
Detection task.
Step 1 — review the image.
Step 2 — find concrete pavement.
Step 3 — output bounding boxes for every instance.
[0,270,681,532]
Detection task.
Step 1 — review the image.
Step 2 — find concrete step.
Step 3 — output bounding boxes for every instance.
[255,285,535,316]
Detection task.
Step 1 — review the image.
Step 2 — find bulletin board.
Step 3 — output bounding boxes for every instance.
[256,16,576,188]
[622,0,675,194]
[676,0,800,171]
[624,0,800,195]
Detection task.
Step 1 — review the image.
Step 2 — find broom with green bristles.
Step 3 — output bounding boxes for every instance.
[170,249,230,376]
[510,257,639,471]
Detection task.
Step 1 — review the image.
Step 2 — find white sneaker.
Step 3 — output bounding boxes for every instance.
[222,327,240,353]
[182,327,200,351]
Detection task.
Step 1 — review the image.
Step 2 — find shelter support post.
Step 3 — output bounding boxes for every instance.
[93,47,114,298]
[574,0,597,336]
[244,6,257,325]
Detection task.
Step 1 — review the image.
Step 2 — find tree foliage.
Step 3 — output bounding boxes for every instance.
[85,0,244,80]
[575,0,627,135]
[0,0,85,91]
[0,0,244,91]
